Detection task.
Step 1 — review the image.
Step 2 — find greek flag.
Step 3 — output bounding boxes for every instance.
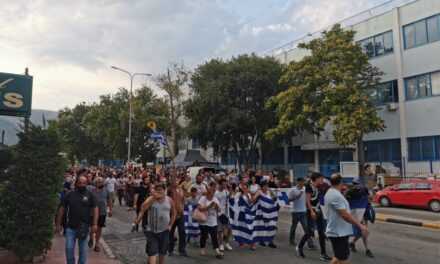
[150,132,167,146]
[184,203,200,238]
[229,194,257,244]
[254,193,279,243]
[228,192,279,244]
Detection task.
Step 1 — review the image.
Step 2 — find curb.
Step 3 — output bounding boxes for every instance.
[99,238,120,263]
[375,213,440,230]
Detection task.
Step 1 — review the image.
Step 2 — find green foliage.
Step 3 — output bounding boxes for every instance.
[0,124,66,261]
[185,54,285,168]
[51,85,168,165]
[267,24,384,163]
[155,63,188,159]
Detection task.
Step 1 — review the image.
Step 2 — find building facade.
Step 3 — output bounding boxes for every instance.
[263,0,440,178]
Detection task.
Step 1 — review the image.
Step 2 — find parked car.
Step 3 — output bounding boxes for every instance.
[374,180,440,212]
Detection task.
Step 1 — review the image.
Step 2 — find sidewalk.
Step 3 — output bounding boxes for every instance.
[376,213,440,229]
[0,235,120,264]
[44,235,120,264]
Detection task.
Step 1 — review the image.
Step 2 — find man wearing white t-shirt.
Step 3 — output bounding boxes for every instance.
[215,179,232,252]
[105,174,117,204]
[198,182,223,259]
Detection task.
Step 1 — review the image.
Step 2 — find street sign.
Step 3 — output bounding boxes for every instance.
[0,72,33,117]
[147,121,157,131]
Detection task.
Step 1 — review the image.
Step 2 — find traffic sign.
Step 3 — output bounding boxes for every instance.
[147,121,157,131]
[0,72,33,117]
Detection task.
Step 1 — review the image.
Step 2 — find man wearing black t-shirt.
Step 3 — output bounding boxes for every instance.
[133,176,150,231]
[56,176,98,264]
[295,172,332,261]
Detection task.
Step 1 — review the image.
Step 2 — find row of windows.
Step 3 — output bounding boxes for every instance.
[404,14,440,49]
[357,13,440,58]
[408,136,440,161]
[405,71,440,100]
[368,80,399,105]
[358,31,393,58]
[221,135,440,164]
[364,139,401,162]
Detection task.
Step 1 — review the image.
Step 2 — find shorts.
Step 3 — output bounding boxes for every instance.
[91,215,106,228]
[329,236,350,261]
[217,215,230,231]
[351,208,366,222]
[145,230,169,256]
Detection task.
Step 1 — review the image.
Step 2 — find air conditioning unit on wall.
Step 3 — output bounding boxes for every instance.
[387,102,398,112]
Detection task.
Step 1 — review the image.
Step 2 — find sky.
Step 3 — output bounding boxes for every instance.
[0,0,388,111]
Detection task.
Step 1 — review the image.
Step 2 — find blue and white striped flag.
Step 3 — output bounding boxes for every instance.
[229,194,257,244]
[254,193,279,243]
[184,203,200,238]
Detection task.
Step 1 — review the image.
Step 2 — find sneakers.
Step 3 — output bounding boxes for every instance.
[295,246,305,258]
[215,248,224,259]
[349,242,357,252]
[94,246,100,253]
[179,251,189,257]
[200,249,206,256]
[219,244,225,251]
[366,249,374,258]
[320,254,332,261]
[259,242,267,247]
[225,243,233,251]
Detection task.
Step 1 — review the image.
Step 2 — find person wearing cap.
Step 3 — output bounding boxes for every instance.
[345,178,374,258]
[288,177,307,246]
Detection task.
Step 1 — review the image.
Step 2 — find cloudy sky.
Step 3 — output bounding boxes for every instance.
[0,0,387,111]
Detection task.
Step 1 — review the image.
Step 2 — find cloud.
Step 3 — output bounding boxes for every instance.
[0,0,385,111]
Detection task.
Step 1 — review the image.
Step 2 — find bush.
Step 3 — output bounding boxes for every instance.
[0,125,65,261]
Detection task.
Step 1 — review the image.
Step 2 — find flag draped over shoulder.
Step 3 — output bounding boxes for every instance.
[229,192,280,244]
[254,193,279,242]
[229,194,257,244]
[184,203,200,238]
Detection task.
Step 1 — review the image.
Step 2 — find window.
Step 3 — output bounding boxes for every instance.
[427,16,440,43]
[364,139,401,162]
[360,38,375,58]
[374,35,385,56]
[408,136,440,161]
[404,23,416,49]
[358,31,393,58]
[404,14,440,49]
[405,72,440,100]
[415,183,431,190]
[398,183,413,190]
[383,31,394,53]
[415,20,428,46]
[431,72,440,96]
[369,80,398,105]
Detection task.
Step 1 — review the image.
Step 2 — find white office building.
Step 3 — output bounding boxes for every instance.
[216,0,440,178]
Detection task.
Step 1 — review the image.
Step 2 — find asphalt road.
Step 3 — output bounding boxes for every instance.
[103,204,440,264]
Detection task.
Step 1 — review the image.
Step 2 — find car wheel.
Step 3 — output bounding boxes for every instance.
[428,200,440,212]
[380,196,391,207]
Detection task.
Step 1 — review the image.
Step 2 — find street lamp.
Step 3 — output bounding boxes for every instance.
[111,65,152,164]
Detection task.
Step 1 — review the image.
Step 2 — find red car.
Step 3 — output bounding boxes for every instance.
[374,180,440,212]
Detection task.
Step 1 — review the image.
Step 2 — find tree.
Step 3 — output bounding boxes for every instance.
[185,54,285,169]
[0,124,65,261]
[155,63,188,161]
[52,85,168,165]
[266,24,384,171]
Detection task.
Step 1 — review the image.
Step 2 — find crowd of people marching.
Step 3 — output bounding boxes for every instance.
[56,165,376,264]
